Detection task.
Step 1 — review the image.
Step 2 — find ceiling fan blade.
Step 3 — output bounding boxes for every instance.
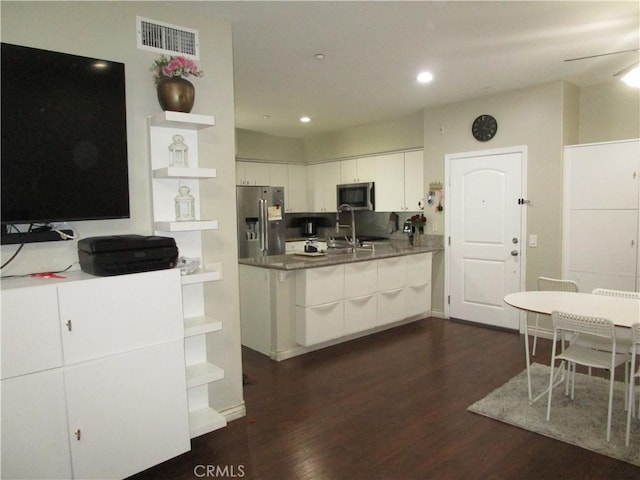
[564,48,639,62]
[613,62,640,77]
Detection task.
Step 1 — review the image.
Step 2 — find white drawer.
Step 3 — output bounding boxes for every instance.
[377,257,406,291]
[295,301,344,346]
[295,265,344,306]
[344,295,377,335]
[344,260,378,298]
[377,288,406,326]
[405,283,431,318]
[405,252,432,286]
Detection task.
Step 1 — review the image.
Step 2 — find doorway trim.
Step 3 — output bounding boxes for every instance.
[444,145,528,332]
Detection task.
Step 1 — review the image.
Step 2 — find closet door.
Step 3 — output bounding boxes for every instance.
[563,140,640,292]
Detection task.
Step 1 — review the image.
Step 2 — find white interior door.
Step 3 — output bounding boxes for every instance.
[445,147,526,330]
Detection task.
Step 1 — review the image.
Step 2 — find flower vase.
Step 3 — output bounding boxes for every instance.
[411,226,424,246]
[157,77,195,113]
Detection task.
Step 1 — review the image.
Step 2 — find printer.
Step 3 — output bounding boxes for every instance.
[78,235,178,276]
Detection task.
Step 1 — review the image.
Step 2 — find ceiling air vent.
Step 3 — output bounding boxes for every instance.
[136,16,199,59]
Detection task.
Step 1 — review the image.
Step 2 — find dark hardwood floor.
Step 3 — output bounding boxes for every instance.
[129,318,639,480]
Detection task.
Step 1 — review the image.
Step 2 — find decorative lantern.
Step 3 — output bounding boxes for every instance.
[168,134,189,167]
[175,185,195,221]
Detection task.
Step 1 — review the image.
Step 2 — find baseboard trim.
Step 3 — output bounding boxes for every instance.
[219,403,246,422]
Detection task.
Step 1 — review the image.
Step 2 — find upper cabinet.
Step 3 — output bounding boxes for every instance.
[236,161,270,186]
[308,162,341,212]
[562,139,640,293]
[234,149,424,213]
[287,164,309,213]
[340,157,375,184]
[373,151,424,212]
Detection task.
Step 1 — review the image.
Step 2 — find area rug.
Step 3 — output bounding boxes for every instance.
[467,363,640,466]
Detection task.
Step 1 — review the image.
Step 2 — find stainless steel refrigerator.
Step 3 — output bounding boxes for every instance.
[236,186,286,258]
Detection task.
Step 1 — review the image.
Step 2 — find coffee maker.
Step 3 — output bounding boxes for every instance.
[301,218,319,237]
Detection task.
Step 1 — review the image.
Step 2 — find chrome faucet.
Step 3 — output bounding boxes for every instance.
[336,203,356,249]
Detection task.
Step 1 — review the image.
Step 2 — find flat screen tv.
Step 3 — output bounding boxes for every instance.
[1,43,130,243]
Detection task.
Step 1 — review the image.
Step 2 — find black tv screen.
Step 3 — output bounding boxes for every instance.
[1,43,130,227]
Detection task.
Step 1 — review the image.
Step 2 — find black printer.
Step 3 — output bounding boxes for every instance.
[78,235,178,276]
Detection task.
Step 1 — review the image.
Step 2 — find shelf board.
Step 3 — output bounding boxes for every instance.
[155,220,219,232]
[153,167,217,179]
[189,407,226,438]
[150,111,215,129]
[181,268,221,285]
[186,361,224,388]
[184,315,223,337]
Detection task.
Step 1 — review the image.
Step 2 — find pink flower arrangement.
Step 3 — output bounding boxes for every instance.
[151,55,203,85]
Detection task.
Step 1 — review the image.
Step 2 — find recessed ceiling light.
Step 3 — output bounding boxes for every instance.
[314,53,325,61]
[300,116,311,123]
[417,71,434,83]
[263,114,271,119]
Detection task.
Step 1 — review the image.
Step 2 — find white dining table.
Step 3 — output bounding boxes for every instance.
[504,291,640,402]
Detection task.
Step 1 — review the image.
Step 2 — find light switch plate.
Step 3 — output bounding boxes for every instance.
[528,235,537,247]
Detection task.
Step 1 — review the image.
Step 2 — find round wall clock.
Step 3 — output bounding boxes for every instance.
[471,114,498,142]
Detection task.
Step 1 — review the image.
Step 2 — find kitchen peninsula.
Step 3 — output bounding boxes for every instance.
[239,240,441,360]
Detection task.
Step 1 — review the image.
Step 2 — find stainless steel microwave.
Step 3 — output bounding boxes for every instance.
[336,182,375,211]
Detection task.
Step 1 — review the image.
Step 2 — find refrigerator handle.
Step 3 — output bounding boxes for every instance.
[259,198,268,253]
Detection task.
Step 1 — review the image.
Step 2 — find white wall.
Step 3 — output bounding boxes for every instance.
[1,1,243,414]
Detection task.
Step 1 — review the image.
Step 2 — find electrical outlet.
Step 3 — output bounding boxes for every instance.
[432,223,438,232]
[528,235,537,247]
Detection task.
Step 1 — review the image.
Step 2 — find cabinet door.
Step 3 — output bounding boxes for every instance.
[340,159,358,184]
[404,150,424,211]
[287,164,308,212]
[405,283,431,318]
[566,140,640,210]
[566,209,638,292]
[308,162,340,212]
[269,163,288,188]
[374,153,405,211]
[1,369,72,480]
[65,340,190,479]
[245,162,270,186]
[1,285,63,379]
[357,156,376,182]
[58,269,183,364]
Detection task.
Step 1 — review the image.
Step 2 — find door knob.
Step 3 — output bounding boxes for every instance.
[511,250,519,256]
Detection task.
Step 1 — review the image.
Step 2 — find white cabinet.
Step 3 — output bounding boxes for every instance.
[2,369,72,480]
[149,111,227,438]
[340,157,375,184]
[404,150,425,211]
[295,253,432,346]
[287,164,309,212]
[1,270,190,480]
[563,139,640,292]
[1,285,62,379]
[374,153,405,212]
[64,340,188,480]
[373,151,424,212]
[308,162,341,212]
[236,160,270,185]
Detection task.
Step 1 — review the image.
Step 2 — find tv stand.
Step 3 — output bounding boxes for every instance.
[1,227,74,245]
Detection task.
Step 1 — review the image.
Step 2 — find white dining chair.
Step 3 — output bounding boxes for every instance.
[592,288,640,300]
[626,323,640,447]
[546,311,629,442]
[531,277,578,356]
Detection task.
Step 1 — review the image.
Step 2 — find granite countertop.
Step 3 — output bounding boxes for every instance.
[238,239,443,271]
